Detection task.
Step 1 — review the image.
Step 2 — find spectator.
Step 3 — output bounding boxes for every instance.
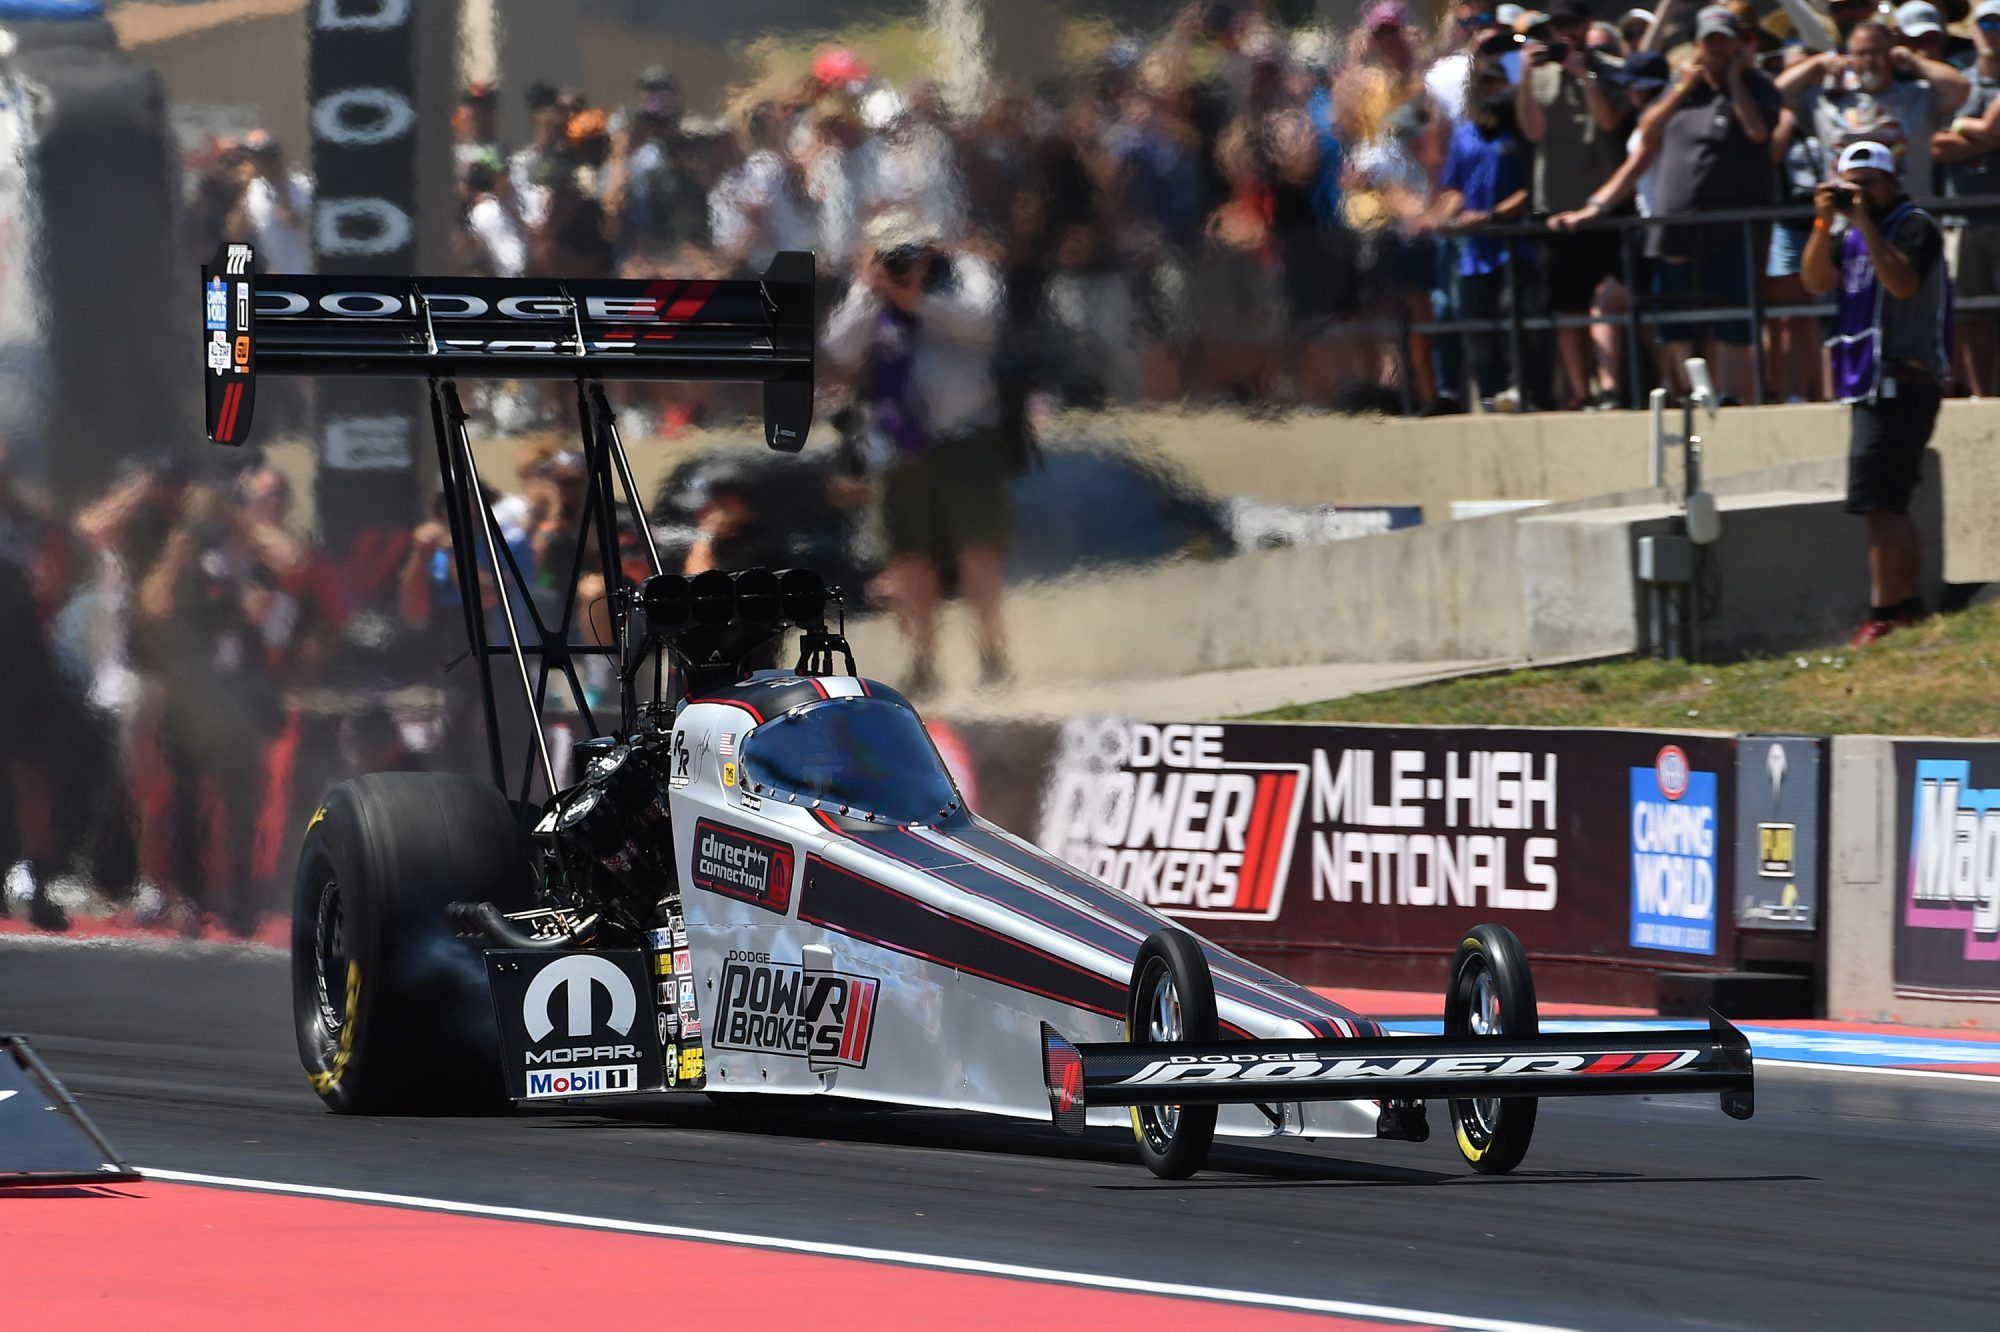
[1767,44,1832,402]
[238,131,313,274]
[1894,1,1948,63]
[1936,0,2000,396]
[460,152,528,278]
[709,101,814,273]
[1518,0,1628,409]
[1639,6,1780,403]
[1799,140,1951,646]
[1439,57,1532,411]
[453,82,504,187]
[1777,19,1968,197]
[509,82,566,230]
[823,211,1008,695]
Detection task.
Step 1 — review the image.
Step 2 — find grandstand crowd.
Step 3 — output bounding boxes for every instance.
[6,0,1996,935]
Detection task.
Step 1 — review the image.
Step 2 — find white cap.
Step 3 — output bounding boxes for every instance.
[1895,0,1942,35]
[1496,3,1525,27]
[1837,140,1898,175]
[1977,0,2000,22]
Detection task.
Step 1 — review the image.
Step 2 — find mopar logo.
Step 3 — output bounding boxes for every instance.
[522,954,638,1041]
[524,1044,641,1066]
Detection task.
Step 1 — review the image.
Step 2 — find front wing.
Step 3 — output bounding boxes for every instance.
[1040,1013,1754,1135]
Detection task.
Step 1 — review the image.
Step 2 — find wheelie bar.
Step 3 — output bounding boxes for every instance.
[1039,1013,1754,1135]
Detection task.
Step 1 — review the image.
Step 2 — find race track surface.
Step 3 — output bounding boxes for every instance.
[4,940,1995,1330]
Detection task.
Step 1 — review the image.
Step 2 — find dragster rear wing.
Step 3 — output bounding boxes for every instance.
[200,242,816,451]
[1039,1014,1755,1135]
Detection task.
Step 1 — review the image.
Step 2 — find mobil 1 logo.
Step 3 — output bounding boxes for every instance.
[714,951,878,1069]
[485,950,664,1099]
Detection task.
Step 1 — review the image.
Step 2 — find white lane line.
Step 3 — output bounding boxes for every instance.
[137,1166,1573,1332]
[1756,1058,2000,1085]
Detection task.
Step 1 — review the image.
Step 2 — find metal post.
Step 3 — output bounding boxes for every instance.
[1743,218,1766,406]
[1650,386,1669,487]
[1394,300,1417,417]
[1504,241,1526,407]
[587,381,663,577]
[428,379,506,790]
[441,380,556,794]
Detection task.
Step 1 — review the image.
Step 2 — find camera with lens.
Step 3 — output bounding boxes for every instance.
[877,242,932,280]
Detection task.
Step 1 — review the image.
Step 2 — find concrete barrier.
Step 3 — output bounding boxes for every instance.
[852,454,1944,689]
[1093,399,2000,583]
[1827,736,2000,1029]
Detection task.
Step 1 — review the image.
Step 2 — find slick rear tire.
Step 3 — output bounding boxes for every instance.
[1445,923,1539,1174]
[1128,929,1219,1180]
[292,772,535,1115]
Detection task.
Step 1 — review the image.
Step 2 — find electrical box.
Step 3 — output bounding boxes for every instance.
[1636,533,1693,584]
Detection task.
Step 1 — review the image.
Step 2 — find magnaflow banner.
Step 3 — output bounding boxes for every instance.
[1036,720,1738,980]
[1894,742,2000,1000]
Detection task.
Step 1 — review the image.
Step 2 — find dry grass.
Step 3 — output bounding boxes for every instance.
[1252,604,2000,736]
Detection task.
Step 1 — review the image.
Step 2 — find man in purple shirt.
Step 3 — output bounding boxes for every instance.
[1800,141,1952,647]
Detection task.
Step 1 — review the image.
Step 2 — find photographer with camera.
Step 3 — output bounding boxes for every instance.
[824,210,1008,696]
[1517,0,1627,410]
[1800,140,1952,647]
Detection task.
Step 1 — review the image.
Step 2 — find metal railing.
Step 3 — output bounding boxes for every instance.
[1358,194,2000,414]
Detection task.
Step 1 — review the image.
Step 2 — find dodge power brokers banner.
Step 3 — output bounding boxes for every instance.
[1037,720,1737,984]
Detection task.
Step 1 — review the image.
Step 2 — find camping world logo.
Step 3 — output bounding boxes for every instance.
[1038,721,1306,921]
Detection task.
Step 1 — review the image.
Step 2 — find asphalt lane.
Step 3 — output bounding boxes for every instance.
[4,940,1995,1330]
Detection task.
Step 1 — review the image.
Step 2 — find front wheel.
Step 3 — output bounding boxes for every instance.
[291,771,535,1114]
[1128,929,1219,1180]
[1445,923,1540,1174]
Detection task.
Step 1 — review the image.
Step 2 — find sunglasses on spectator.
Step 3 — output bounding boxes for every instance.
[1981,14,2000,27]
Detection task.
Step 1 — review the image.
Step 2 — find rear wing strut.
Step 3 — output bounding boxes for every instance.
[1039,1014,1754,1136]
[200,242,816,451]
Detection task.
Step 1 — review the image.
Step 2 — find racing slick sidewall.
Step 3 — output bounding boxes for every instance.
[290,772,532,1114]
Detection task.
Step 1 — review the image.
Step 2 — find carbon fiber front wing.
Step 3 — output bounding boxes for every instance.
[1039,1013,1755,1135]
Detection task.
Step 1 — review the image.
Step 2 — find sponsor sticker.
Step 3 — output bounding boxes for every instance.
[483,950,664,1100]
[691,819,794,912]
[524,1064,639,1099]
[207,332,231,372]
[673,948,691,975]
[1758,823,1796,877]
[646,927,673,951]
[654,952,673,977]
[713,951,879,1069]
[1630,748,1718,955]
[678,1045,705,1082]
[669,727,693,787]
[204,276,228,331]
[722,761,737,788]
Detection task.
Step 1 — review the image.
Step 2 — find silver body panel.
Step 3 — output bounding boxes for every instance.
[664,688,1379,1140]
